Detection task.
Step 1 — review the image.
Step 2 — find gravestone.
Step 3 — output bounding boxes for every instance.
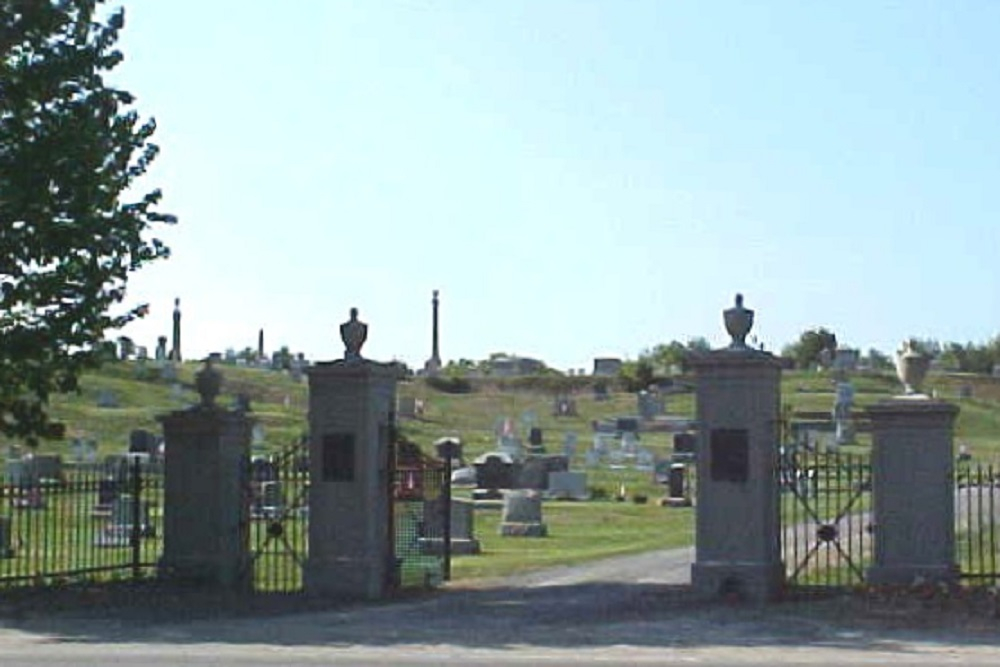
[4,459,30,487]
[434,437,463,465]
[155,336,168,364]
[616,417,640,436]
[161,362,177,382]
[672,432,697,461]
[635,447,655,470]
[94,477,120,515]
[592,433,614,456]
[664,463,691,507]
[420,497,481,555]
[620,431,640,456]
[450,466,477,486]
[70,438,99,464]
[499,489,547,537]
[552,396,577,417]
[527,427,544,455]
[473,453,515,500]
[97,389,119,408]
[584,449,601,468]
[593,383,609,401]
[129,429,159,455]
[27,454,63,484]
[498,435,523,461]
[516,455,569,491]
[637,390,665,420]
[547,471,588,500]
[96,494,153,547]
[833,381,855,445]
[562,432,578,460]
[252,480,284,518]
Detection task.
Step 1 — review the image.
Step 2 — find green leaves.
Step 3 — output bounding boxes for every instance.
[1,0,173,444]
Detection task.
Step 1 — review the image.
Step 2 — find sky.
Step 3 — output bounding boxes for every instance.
[108,1,1000,371]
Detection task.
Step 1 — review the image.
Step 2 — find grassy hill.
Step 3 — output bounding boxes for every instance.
[7,360,1000,468]
[4,360,1000,581]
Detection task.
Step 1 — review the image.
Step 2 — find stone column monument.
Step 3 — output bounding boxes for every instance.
[423,289,442,376]
[170,297,182,362]
[304,308,398,599]
[159,355,251,588]
[689,294,784,602]
[866,341,959,585]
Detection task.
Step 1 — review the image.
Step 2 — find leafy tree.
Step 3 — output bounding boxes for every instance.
[1,1,173,444]
[782,328,837,370]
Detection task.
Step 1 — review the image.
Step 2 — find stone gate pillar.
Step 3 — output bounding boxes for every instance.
[304,308,398,599]
[689,295,784,602]
[159,356,251,589]
[866,390,959,585]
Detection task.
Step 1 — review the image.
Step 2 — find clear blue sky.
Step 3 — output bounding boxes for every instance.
[110,1,1000,370]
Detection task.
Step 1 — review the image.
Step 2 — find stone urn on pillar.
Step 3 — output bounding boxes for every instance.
[195,354,223,408]
[723,293,754,349]
[340,307,368,362]
[894,339,931,396]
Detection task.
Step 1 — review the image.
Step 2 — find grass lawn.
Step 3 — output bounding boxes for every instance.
[451,500,694,581]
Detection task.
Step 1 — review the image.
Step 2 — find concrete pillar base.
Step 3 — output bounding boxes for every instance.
[304,556,391,600]
[691,561,785,603]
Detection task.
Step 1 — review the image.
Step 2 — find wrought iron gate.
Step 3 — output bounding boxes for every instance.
[780,448,872,588]
[245,440,309,593]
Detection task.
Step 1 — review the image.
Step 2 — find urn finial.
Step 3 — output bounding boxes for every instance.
[340,307,368,361]
[723,293,754,349]
[895,339,931,396]
[195,353,222,408]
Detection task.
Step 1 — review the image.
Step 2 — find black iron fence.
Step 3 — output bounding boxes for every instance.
[956,462,999,585]
[0,457,163,588]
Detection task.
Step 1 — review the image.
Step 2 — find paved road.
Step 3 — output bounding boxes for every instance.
[0,546,997,666]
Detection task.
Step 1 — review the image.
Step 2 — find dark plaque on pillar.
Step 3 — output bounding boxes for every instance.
[322,433,356,482]
[709,428,749,483]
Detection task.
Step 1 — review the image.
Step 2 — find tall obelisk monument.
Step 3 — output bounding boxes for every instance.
[423,290,442,375]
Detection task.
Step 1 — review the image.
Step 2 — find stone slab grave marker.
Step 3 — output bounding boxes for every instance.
[499,489,547,537]
[420,497,482,555]
[96,494,153,547]
[252,480,284,519]
[562,432,578,460]
[547,471,588,500]
[96,389,119,408]
[635,447,655,471]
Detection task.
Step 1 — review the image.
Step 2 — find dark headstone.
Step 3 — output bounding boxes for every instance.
[473,454,515,495]
[673,432,697,459]
[129,429,159,455]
